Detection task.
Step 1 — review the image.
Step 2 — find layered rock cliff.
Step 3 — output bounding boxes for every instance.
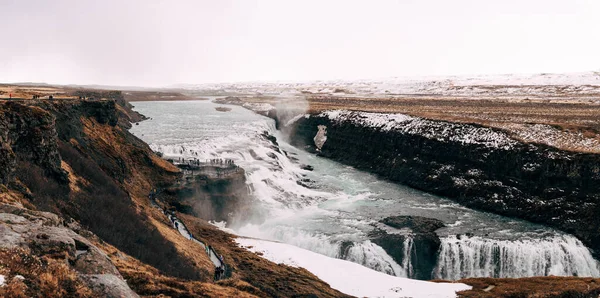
[289,110,600,257]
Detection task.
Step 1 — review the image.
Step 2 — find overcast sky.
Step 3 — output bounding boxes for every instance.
[1,0,599,87]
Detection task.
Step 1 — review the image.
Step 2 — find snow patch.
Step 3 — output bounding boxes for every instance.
[0,275,5,287]
[236,237,471,298]
[320,110,518,150]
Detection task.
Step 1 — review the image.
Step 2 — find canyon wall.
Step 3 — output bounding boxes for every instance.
[289,111,600,256]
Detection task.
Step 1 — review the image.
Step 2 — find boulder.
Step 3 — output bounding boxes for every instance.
[81,274,139,298]
[0,203,132,295]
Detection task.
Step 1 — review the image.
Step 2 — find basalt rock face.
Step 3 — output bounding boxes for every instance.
[0,102,65,184]
[72,90,146,128]
[370,216,444,280]
[0,100,126,187]
[290,112,600,256]
[166,164,250,223]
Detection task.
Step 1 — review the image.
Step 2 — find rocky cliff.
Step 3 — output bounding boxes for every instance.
[0,97,347,297]
[289,110,600,257]
[163,162,251,223]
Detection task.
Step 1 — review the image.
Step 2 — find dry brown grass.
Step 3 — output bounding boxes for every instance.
[0,85,78,100]
[149,214,214,273]
[306,95,600,131]
[97,242,258,297]
[60,160,89,193]
[0,188,32,208]
[452,276,600,298]
[0,248,93,298]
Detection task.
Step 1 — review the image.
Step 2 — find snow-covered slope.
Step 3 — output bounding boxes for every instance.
[236,238,471,298]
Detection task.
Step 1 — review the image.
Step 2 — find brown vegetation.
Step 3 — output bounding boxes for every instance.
[454,276,600,298]
[305,95,600,152]
[0,248,93,298]
[0,84,77,100]
[98,242,257,298]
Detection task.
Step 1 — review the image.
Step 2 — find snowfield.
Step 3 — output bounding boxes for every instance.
[236,237,471,298]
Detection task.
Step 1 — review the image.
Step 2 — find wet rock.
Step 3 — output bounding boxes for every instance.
[301,164,314,171]
[261,131,279,146]
[381,216,445,234]
[296,178,317,189]
[369,216,445,280]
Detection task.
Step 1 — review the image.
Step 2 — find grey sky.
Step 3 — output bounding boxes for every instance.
[1,0,599,86]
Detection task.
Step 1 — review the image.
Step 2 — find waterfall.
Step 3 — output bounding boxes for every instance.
[434,235,600,280]
[402,237,414,278]
[345,240,408,277]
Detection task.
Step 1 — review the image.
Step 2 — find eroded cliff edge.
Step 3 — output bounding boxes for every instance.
[288,110,600,256]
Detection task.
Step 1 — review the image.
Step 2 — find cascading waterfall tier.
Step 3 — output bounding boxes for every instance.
[434,235,600,280]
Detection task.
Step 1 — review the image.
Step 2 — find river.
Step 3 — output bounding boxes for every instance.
[130,99,599,280]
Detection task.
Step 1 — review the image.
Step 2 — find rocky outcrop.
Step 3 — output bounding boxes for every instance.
[0,102,65,184]
[81,275,139,298]
[290,111,600,257]
[72,90,146,128]
[0,99,131,186]
[370,216,445,280]
[0,203,138,297]
[165,163,250,223]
